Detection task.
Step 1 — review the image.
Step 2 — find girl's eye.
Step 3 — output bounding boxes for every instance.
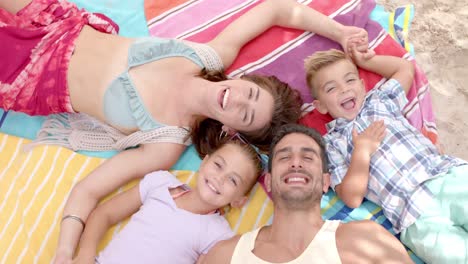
[230,176,238,186]
[242,111,247,122]
[249,88,253,99]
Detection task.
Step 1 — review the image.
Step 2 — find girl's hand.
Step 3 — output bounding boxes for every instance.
[52,250,73,264]
[352,120,386,158]
[72,253,95,264]
[339,26,369,54]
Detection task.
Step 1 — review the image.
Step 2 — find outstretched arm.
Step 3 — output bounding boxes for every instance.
[54,143,185,263]
[349,44,415,94]
[335,121,386,208]
[73,186,142,263]
[200,236,242,264]
[208,0,367,68]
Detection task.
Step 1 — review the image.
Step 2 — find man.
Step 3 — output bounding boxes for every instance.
[201,124,413,264]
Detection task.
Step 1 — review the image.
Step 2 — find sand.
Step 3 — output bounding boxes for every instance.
[378,0,468,160]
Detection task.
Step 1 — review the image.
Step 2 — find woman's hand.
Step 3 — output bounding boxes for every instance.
[52,251,73,264]
[72,253,95,264]
[339,26,369,55]
[347,41,376,66]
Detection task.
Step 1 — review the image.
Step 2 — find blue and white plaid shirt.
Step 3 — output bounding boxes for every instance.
[324,79,467,233]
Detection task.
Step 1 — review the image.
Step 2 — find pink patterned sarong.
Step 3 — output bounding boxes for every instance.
[0,0,118,116]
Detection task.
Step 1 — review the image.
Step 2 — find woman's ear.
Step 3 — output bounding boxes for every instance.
[221,125,237,136]
[230,196,248,208]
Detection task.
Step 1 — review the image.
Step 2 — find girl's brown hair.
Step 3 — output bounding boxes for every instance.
[191,69,303,157]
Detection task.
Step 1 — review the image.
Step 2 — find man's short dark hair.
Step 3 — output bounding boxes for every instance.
[268,124,328,173]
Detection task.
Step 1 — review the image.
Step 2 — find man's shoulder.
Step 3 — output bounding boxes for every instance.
[201,234,243,264]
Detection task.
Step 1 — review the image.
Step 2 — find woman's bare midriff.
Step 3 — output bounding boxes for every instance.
[67,25,134,128]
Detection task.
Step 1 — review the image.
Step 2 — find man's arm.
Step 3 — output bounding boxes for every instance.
[199,235,242,264]
[336,220,413,264]
[335,121,386,208]
[349,45,415,94]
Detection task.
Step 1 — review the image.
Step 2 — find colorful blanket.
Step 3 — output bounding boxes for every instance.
[0,0,431,263]
[144,0,428,262]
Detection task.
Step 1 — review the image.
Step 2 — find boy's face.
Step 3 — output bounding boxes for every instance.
[311,59,366,121]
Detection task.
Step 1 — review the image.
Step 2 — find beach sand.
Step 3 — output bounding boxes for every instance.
[378,0,468,160]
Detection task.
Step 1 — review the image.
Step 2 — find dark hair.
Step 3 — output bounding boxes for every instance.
[191,69,303,157]
[268,124,328,173]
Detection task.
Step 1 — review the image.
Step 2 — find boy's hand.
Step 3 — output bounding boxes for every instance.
[352,120,386,157]
[348,42,375,66]
[339,26,369,54]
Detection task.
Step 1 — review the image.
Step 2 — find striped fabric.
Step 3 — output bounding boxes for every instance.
[0,133,273,263]
[144,0,428,263]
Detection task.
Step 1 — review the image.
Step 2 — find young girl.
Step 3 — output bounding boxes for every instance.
[70,138,262,264]
[0,0,368,259]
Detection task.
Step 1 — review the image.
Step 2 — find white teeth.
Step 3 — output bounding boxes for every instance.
[286,177,306,183]
[222,89,230,109]
[207,182,220,194]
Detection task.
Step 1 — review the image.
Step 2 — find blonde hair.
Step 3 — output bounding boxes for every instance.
[304,49,348,98]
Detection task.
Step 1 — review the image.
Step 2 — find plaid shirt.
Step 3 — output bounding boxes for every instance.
[324,79,467,233]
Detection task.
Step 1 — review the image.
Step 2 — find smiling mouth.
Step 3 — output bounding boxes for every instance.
[219,88,230,110]
[284,176,309,185]
[206,179,221,194]
[341,97,356,110]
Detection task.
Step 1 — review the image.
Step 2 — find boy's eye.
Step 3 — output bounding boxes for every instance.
[326,87,335,93]
[242,110,247,122]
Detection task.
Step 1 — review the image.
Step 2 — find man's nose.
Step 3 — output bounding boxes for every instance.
[289,156,303,169]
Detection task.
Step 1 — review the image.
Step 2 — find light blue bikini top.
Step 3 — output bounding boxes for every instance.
[103,37,222,131]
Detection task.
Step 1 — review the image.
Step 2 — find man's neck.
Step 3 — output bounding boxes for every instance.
[266,206,324,250]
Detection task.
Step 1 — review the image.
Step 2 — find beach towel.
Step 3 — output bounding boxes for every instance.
[0,0,429,262]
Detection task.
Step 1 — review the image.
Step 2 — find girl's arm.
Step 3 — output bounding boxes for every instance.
[74,186,142,262]
[208,0,367,68]
[54,143,185,262]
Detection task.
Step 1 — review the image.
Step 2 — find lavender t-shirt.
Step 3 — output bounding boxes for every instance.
[96,170,234,264]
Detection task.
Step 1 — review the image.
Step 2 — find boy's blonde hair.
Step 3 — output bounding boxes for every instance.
[304,49,348,98]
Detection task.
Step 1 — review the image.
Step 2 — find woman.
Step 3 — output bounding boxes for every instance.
[0,0,368,261]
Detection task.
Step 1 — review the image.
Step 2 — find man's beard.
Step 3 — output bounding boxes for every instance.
[272,169,323,211]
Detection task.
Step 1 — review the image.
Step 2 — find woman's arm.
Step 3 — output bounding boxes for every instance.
[54,143,185,262]
[208,0,367,68]
[73,186,142,263]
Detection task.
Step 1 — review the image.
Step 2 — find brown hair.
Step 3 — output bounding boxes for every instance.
[191,69,303,157]
[268,124,328,173]
[304,49,348,98]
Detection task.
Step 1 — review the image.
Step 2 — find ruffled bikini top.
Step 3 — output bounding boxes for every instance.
[103,37,224,131]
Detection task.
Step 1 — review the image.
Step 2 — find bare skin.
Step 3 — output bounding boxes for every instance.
[1,1,370,263]
[201,132,413,264]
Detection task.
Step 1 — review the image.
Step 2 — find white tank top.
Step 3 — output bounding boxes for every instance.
[231,220,342,264]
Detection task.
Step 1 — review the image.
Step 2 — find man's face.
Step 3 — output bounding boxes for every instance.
[266,133,329,210]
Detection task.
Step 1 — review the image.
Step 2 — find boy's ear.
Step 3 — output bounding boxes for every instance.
[322,172,331,193]
[313,99,328,115]
[230,196,248,208]
[360,78,366,90]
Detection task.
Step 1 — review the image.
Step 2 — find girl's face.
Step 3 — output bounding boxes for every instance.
[196,143,257,209]
[211,79,274,133]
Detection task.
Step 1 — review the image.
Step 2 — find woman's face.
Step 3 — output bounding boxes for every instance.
[212,79,274,132]
[196,144,256,208]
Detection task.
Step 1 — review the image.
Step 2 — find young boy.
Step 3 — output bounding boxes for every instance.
[304,46,468,264]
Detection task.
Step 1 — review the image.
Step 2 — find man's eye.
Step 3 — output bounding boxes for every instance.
[347,79,356,83]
